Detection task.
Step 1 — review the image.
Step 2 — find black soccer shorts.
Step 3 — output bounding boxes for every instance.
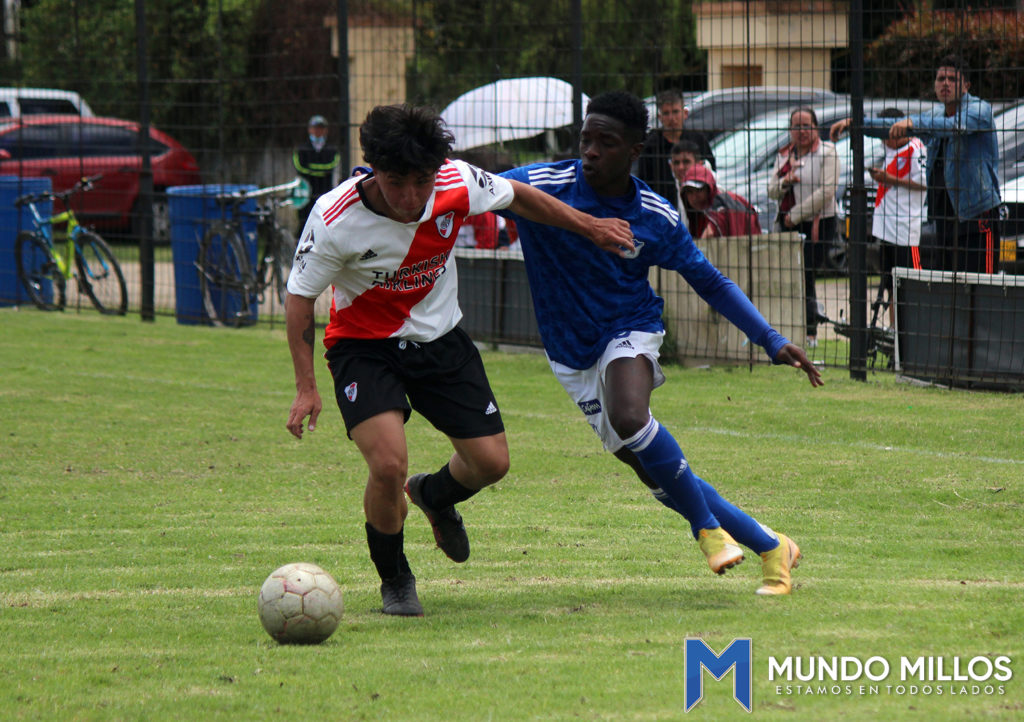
[325,326,504,439]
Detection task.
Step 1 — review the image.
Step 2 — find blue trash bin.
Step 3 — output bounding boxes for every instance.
[0,176,52,306]
[167,184,258,325]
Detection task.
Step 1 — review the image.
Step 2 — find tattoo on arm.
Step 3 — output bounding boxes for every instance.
[302,316,315,349]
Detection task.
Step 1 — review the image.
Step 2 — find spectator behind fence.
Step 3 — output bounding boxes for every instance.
[293,114,341,228]
[462,212,518,250]
[679,164,762,239]
[831,55,1001,274]
[768,107,839,348]
[867,108,928,328]
[451,154,519,249]
[636,89,715,203]
[669,139,711,223]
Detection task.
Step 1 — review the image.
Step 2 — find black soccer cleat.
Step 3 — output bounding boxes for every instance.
[380,572,424,617]
[405,473,470,563]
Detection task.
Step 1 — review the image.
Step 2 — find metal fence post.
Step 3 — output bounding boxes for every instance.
[337,0,350,175]
[848,0,868,380]
[571,0,582,133]
[135,0,155,322]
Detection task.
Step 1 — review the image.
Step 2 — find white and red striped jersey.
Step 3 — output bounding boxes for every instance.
[287,160,515,348]
[872,137,927,247]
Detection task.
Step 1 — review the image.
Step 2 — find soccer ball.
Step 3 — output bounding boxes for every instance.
[257,562,343,644]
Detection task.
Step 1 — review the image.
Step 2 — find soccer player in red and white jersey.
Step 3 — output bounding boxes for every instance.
[867,108,927,328]
[283,104,634,616]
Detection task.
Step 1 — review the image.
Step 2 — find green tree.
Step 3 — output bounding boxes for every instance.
[865,9,1024,101]
[10,0,136,112]
[11,0,268,152]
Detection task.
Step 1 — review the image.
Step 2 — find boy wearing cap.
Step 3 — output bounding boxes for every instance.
[680,164,762,238]
[293,114,341,226]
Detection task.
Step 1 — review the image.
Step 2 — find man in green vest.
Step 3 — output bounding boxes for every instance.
[293,114,341,228]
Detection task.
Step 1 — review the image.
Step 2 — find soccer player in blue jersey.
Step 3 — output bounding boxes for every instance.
[498,91,823,595]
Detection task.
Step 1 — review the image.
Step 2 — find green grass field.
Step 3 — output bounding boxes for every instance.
[1,309,1021,721]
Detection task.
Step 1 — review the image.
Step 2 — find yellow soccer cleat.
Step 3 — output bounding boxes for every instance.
[756,533,802,595]
[698,527,744,575]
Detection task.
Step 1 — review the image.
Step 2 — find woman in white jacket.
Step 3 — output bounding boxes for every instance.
[768,107,840,347]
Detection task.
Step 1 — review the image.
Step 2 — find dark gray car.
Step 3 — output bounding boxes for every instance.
[682,86,842,142]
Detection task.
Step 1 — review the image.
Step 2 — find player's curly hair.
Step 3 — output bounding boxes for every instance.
[585,91,649,143]
[360,104,454,175]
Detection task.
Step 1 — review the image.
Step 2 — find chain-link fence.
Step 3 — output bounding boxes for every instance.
[1,0,1021,387]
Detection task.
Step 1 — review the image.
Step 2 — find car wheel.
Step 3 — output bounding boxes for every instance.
[826,237,848,274]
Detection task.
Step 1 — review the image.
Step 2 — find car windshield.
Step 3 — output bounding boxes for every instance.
[995,103,1023,132]
[834,135,886,174]
[994,103,1024,182]
[711,113,791,172]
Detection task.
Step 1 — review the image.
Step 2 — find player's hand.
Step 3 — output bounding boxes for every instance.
[287,388,322,439]
[889,118,913,140]
[775,343,824,387]
[589,217,635,257]
[829,118,851,142]
[868,167,890,186]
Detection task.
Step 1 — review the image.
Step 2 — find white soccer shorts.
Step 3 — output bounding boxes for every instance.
[548,330,667,453]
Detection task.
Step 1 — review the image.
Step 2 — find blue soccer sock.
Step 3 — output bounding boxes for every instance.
[696,477,780,554]
[650,487,683,514]
[623,417,717,533]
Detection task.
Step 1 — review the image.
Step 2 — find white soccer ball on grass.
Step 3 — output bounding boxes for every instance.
[257,562,343,644]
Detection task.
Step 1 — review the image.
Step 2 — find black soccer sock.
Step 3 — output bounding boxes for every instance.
[365,522,411,581]
[422,463,477,509]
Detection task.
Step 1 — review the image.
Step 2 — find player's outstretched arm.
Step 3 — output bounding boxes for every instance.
[506,179,634,257]
[285,292,323,438]
[774,343,824,387]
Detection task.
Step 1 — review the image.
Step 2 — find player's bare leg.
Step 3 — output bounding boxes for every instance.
[351,411,422,616]
[352,410,409,533]
[448,432,510,489]
[406,432,509,563]
[605,356,743,573]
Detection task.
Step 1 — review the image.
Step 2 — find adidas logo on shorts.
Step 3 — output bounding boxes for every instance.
[615,339,635,350]
[484,402,498,415]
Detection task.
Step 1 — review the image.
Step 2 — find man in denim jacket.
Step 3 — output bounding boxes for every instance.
[833,55,1001,273]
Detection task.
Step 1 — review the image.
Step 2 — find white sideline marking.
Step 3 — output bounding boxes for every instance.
[60,373,1024,466]
[509,411,1024,467]
[690,426,1024,466]
[65,369,293,396]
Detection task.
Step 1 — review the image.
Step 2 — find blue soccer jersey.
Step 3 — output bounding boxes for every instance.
[499,160,788,369]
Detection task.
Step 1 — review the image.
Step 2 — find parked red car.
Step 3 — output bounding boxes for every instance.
[0,115,201,241]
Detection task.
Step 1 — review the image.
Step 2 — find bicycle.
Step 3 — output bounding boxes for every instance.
[195,178,306,326]
[14,175,128,315]
[826,274,895,370]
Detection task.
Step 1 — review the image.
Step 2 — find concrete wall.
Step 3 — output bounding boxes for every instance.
[695,1,849,91]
